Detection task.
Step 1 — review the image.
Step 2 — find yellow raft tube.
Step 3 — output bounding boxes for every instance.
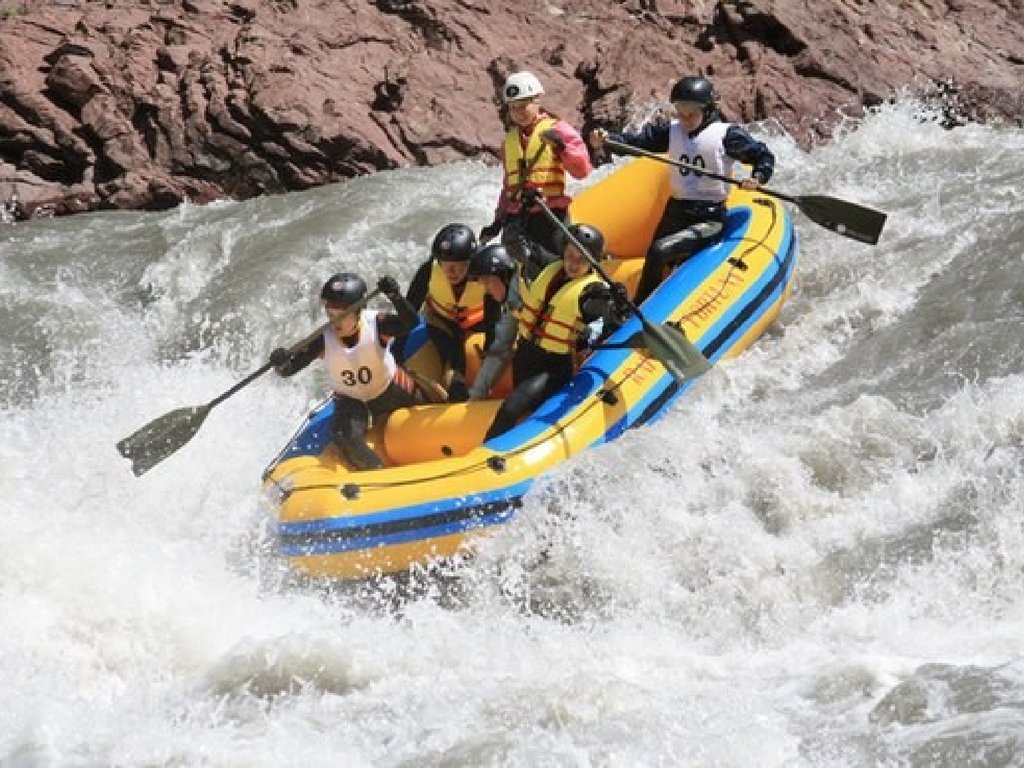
[262,157,798,580]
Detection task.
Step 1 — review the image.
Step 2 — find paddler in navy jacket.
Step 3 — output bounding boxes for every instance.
[591,75,775,303]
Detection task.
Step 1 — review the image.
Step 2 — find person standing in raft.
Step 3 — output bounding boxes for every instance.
[404,223,490,402]
[590,75,775,304]
[484,223,628,440]
[480,70,593,281]
[270,272,423,471]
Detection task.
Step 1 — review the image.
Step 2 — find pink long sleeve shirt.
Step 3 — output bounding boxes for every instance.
[494,113,593,220]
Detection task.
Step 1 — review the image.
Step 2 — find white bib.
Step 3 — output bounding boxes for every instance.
[666,120,734,202]
[323,310,396,401]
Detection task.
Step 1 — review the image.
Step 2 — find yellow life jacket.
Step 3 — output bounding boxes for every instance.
[424,261,487,331]
[502,117,565,202]
[516,261,601,355]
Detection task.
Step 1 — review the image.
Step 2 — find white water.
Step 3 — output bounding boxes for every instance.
[2,101,1023,766]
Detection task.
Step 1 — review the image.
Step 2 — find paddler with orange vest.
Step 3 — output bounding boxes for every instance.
[479,71,593,281]
[405,222,492,402]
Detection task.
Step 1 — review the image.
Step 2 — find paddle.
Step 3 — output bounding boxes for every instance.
[116,359,278,476]
[117,290,380,476]
[532,196,712,383]
[604,138,888,245]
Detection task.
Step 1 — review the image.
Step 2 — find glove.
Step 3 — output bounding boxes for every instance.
[269,347,289,368]
[540,129,566,153]
[479,221,502,244]
[610,282,631,311]
[576,317,605,351]
[377,275,401,299]
[519,187,541,208]
[447,374,469,404]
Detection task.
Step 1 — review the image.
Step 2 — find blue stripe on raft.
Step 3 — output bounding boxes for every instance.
[276,400,334,461]
[400,320,430,359]
[702,264,789,358]
[279,479,533,535]
[278,484,530,555]
[279,506,520,556]
[702,224,797,361]
[618,205,797,427]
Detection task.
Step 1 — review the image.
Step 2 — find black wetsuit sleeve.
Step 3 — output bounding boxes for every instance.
[276,333,324,377]
[723,125,775,184]
[482,295,501,349]
[377,291,420,338]
[405,260,432,310]
[608,122,672,153]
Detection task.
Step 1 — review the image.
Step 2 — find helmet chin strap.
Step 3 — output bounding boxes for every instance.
[687,111,715,137]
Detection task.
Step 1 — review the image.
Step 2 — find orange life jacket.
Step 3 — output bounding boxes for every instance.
[424,261,487,331]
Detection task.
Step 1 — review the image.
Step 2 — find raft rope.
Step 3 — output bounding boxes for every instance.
[676,196,779,329]
[281,352,654,497]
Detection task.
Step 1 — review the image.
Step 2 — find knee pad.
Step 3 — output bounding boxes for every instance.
[507,373,549,415]
[651,221,723,264]
[337,438,384,471]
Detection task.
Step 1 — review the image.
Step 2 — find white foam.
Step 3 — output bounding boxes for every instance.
[2,102,1023,764]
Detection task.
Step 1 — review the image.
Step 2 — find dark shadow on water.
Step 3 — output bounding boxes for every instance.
[812,481,981,607]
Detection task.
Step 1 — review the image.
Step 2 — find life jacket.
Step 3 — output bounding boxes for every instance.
[323,310,396,401]
[424,261,487,331]
[516,261,601,355]
[502,116,564,203]
[667,120,734,202]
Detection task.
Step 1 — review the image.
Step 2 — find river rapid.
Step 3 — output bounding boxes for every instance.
[1,101,1023,767]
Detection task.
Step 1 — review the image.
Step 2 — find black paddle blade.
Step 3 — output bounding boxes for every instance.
[640,320,712,382]
[795,195,887,245]
[116,404,212,476]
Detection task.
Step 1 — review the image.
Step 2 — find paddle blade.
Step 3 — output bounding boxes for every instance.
[116,405,212,476]
[795,194,887,245]
[640,320,712,382]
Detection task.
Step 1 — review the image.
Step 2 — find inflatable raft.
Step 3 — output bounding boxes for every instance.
[262,157,798,580]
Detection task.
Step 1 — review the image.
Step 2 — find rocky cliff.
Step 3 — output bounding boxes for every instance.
[1,0,1022,218]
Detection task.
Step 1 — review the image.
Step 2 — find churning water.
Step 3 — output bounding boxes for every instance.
[1,101,1023,767]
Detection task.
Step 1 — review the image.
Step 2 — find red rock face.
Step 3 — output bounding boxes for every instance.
[1,0,1021,217]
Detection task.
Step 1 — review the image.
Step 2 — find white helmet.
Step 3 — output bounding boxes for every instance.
[502,71,545,103]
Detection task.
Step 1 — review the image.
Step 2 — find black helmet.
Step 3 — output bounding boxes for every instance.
[563,223,605,260]
[670,76,715,107]
[468,243,516,281]
[321,271,367,308]
[431,223,477,262]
